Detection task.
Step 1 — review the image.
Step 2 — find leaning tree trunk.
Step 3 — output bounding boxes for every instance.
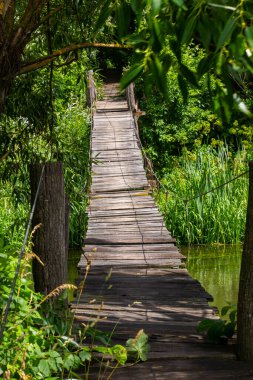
[30,162,68,294]
[237,161,253,361]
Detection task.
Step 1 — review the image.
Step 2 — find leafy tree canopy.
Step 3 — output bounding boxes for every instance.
[0,0,253,120]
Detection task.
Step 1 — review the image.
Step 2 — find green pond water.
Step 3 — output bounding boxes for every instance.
[68,246,242,313]
[181,245,242,313]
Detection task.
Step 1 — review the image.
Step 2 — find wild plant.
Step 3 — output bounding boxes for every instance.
[157,145,248,244]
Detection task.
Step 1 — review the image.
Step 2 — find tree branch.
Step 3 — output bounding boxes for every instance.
[18,42,132,74]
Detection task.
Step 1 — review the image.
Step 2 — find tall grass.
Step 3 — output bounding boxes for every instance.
[158,146,248,244]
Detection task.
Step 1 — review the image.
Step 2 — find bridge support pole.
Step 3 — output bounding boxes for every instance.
[30,162,68,294]
[237,161,253,361]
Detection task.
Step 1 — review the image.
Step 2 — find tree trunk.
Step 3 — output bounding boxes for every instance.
[0,79,11,113]
[237,161,253,361]
[30,162,68,294]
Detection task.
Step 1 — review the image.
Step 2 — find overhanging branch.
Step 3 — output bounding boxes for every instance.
[18,42,132,74]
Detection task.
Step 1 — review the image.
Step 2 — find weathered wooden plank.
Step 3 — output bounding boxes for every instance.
[83,244,179,252]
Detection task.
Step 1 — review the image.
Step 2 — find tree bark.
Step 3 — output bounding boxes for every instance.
[237,161,253,361]
[30,162,68,294]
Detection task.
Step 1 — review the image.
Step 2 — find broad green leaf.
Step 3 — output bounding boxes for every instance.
[171,0,185,8]
[94,345,111,354]
[229,34,246,59]
[150,55,168,96]
[111,344,128,365]
[130,0,146,24]
[64,354,75,371]
[221,305,231,317]
[224,322,235,338]
[180,64,198,87]
[79,349,91,362]
[120,64,144,89]
[94,0,113,34]
[130,0,146,14]
[197,19,211,49]
[151,0,161,14]
[181,16,197,45]
[245,26,253,50]
[126,329,150,362]
[115,3,131,37]
[38,359,51,377]
[207,320,225,343]
[197,54,215,78]
[48,357,58,372]
[216,17,237,52]
[151,19,163,53]
[170,38,181,62]
[178,74,188,103]
[229,309,237,323]
[197,319,215,332]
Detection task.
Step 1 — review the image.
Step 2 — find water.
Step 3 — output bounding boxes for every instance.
[68,247,242,314]
[181,245,242,313]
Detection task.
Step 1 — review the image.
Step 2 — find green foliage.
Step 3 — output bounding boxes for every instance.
[157,146,248,244]
[135,44,253,172]
[115,0,253,121]
[197,303,237,344]
[126,329,150,362]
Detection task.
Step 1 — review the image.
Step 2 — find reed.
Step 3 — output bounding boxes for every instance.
[158,145,248,244]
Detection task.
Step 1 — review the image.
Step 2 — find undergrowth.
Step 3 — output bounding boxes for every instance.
[156,145,248,244]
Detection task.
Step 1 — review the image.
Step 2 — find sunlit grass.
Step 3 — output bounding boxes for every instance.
[157,145,248,244]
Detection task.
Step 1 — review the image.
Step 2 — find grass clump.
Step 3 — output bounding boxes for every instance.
[157,145,248,245]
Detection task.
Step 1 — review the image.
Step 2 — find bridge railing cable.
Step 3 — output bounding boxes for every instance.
[0,164,45,344]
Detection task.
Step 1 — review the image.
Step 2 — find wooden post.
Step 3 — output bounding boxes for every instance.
[237,161,253,361]
[30,162,68,294]
[86,70,96,108]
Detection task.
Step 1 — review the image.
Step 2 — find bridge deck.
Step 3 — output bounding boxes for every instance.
[73,83,252,379]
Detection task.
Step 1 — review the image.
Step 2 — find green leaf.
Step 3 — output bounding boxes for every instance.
[180,64,198,87]
[197,19,211,49]
[126,329,150,362]
[94,0,113,34]
[197,319,215,332]
[230,34,246,59]
[120,64,144,89]
[130,0,146,24]
[150,55,168,96]
[170,38,181,61]
[207,320,225,343]
[79,349,91,362]
[223,322,235,338]
[151,18,163,53]
[245,26,253,50]
[64,354,75,371]
[197,54,215,78]
[94,346,110,354]
[221,305,231,317]
[229,309,237,323]
[111,344,128,365]
[151,0,161,15]
[38,359,51,377]
[48,357,58,372]
[181,16,197,44]
[171,0,185,8]
[178,74,188,103]
[115,3,131,37]
[216,17,237,52]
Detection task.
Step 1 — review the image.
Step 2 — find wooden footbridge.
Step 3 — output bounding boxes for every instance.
[73,82,252,378]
